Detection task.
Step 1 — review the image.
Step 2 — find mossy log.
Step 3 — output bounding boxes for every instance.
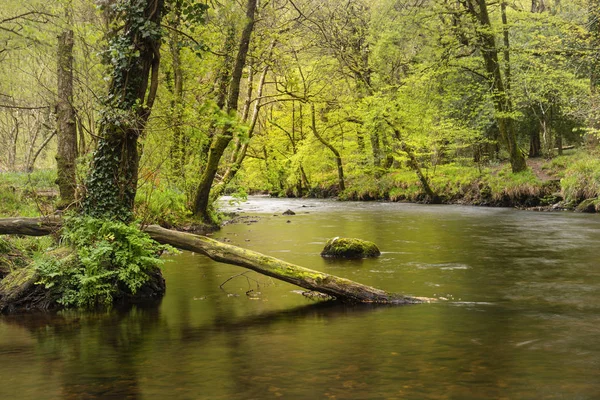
[0,217,423,304]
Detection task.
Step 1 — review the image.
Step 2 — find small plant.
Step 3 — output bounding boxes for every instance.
[35,216,175,308]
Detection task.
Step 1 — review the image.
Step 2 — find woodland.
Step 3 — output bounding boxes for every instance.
[1,0,600,310]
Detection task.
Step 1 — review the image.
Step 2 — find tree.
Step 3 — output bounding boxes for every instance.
[461,0,527,173]
[192,0,258,222]
[56,22,78,207]
[83,0,165,221]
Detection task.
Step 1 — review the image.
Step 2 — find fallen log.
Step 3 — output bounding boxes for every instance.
[0,216,62,236]
[0,217,423,304]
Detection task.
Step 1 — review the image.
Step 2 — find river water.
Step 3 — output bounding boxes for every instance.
[1,197,600,399]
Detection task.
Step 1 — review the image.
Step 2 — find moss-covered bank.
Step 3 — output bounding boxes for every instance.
[0,219,168,314]
[264,151,600,213]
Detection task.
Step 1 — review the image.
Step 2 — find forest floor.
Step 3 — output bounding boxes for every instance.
[527,158,559,182]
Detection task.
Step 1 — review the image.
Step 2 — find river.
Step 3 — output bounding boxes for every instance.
[1,197,600,399]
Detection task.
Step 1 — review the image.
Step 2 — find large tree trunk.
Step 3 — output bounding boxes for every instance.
[0,217,424,305]
[83,0,165,222]
[193,0,258,222]
[56,29,78,207]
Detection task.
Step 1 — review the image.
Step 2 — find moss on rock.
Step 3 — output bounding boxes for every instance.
[320,237,381,259]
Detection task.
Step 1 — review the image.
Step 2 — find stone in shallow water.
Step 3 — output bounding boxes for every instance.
[320,237,381,259]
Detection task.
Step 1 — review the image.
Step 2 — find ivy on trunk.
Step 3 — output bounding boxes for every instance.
[83,0,165,222]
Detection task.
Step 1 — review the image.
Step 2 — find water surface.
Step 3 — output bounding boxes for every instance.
[1,197,600,399]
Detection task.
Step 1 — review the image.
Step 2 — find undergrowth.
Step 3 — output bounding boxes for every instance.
[135,184,192,227]
[34,216,175,308]
[0,170,57,217]
[560,154,600,204]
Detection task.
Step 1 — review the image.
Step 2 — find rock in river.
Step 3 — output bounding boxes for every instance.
[320,237,381,259]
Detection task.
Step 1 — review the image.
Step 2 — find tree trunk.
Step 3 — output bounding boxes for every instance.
[8,117,19,171]
[0,217,425,305]
[83,0,165,222]
[167,8,186,177]
[384,119,440,203]
[310,104,345,191]
[464,0,527,173]
[529,127,541,157]
[193,0,258,222]
[30,130,57,171]
[56,29,78,206]
[211,44,273,200]
[589,0,600,147]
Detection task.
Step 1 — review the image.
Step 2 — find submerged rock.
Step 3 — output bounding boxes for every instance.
[320,237,381,259]
[282,209,296,216]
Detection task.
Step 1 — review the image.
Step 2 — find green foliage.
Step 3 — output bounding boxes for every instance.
[135,184,191,226]
[486,167,544,202]
[35,216,173,308]
[0,170,57,217]
[561,155,600,204]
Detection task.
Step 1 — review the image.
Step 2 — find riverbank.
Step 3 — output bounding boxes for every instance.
[268,150,600,214]
[1,151,599,228]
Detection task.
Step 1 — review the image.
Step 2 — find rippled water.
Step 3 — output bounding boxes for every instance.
[1,197,600,399]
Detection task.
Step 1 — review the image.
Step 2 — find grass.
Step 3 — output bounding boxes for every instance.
[0,170,57,217]
[560,154,600,204]
[341,161,550,206]
[486,166,544,203]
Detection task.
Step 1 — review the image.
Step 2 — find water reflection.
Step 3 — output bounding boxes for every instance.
[1,199,600,398]
[2,304,162,399]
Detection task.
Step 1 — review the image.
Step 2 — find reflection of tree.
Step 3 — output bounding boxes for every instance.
[175,301,388,397]
[4,302,163,399]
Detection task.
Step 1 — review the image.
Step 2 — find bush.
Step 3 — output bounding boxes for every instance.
[485,166,543,202]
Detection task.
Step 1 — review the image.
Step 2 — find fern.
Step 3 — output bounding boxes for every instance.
[35,216,176,308]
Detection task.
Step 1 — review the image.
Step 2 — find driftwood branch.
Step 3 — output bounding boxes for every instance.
[0,217,424,304]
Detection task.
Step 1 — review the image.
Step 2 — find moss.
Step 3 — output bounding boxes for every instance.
[1,267,37,290]
[321,237,381,259]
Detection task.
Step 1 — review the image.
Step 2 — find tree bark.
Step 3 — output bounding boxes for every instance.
[193,0,258,222]
[0,217,424,304]
[529,127,541,157]
[56,29,78,206]
[83,0,165,222]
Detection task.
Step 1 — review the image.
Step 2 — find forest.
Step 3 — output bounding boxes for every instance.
[1,0,600,311]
